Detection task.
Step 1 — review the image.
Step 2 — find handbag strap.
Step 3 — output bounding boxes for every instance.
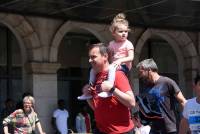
[136,96,163,119]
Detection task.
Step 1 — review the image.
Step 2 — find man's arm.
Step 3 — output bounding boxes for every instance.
[175,91,187,109]
[82,84,94,110]
[51,117,59,132]
[113,89,135,108]
[101,80,136,108]
[179,117,190,134]
[51,117,56,128]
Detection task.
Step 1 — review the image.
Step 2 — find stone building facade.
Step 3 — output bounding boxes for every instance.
[0,12,199,133]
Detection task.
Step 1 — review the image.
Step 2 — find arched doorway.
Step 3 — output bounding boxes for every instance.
[0,25,22,133]
[57,28,99,130]
[139,37,178,83]
[0,25,22,107]
[134,29,193,95]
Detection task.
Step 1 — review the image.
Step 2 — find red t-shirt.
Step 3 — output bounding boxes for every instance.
[92,71,134,134]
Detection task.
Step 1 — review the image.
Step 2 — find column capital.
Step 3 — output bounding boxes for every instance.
[25,62,61,74]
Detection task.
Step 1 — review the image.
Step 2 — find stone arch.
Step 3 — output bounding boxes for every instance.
[0,13,42,94]
[135,28,198,95]
[50,21,108,62]
[0,13,42,61]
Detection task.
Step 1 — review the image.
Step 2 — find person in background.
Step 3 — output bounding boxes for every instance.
[1,99,15,133]
[136,58,186,134]
[1,99,15,118]
[16,92,33,109]
[75,105,92,133]
[82,43,136,134]
[179,74,200,134]
[52,99,69,134]
[3,95,45,134]
[78,12,134,100]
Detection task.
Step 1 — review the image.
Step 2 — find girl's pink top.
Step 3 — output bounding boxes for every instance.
[108,39,134,70]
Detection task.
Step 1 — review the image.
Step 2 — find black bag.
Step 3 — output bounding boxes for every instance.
[136,96,163,119]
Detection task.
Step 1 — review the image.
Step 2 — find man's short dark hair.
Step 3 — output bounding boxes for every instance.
[88,43,112,62]
[58,99,65,107]
[194,74,200,85]
[88,43,108,55]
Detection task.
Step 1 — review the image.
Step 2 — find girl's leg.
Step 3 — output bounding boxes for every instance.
[98,64,116,98]
[107,64,117,86]
[98,64,129,98]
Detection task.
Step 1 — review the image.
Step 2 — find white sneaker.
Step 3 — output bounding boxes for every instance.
[77,94,92,100]
[139,125,151,134]
[98,92,112,98]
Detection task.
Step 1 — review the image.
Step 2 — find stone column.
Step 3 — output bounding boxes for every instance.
[25,62,60,134]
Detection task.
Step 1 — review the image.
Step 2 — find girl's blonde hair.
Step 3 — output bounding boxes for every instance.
[109,13,130,33]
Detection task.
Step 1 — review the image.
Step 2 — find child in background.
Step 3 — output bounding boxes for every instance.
[78,13,134,100]
[179,74,200,134]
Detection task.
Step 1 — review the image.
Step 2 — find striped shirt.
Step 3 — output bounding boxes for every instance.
[3,109,39,134]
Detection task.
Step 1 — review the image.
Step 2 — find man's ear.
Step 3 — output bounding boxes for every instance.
[104,53,108,59]
[140,66,145,70]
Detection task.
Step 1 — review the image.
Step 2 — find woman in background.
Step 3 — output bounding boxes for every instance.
[3,95,45,134]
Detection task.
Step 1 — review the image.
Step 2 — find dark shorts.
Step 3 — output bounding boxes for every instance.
[120,64,129,75]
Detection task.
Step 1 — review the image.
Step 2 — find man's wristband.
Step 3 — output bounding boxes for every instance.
[109,86,115,93]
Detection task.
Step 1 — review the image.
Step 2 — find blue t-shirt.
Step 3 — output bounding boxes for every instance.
[140,76,181,133]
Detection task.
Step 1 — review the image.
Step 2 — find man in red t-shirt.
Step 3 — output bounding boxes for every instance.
[82,43,136,134]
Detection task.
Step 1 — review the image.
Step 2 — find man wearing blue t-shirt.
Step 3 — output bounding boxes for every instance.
[137,58,186,134]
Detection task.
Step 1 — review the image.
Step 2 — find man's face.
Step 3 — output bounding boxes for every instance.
[138,67,151,83]
[89,47,107,72]
[194,81,200,97]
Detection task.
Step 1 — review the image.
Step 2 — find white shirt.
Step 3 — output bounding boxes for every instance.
[75,113,86,133]
[53,109,69,134]
[183,97,200,134]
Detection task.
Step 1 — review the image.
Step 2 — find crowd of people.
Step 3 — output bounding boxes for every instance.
[1,12,200,134]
